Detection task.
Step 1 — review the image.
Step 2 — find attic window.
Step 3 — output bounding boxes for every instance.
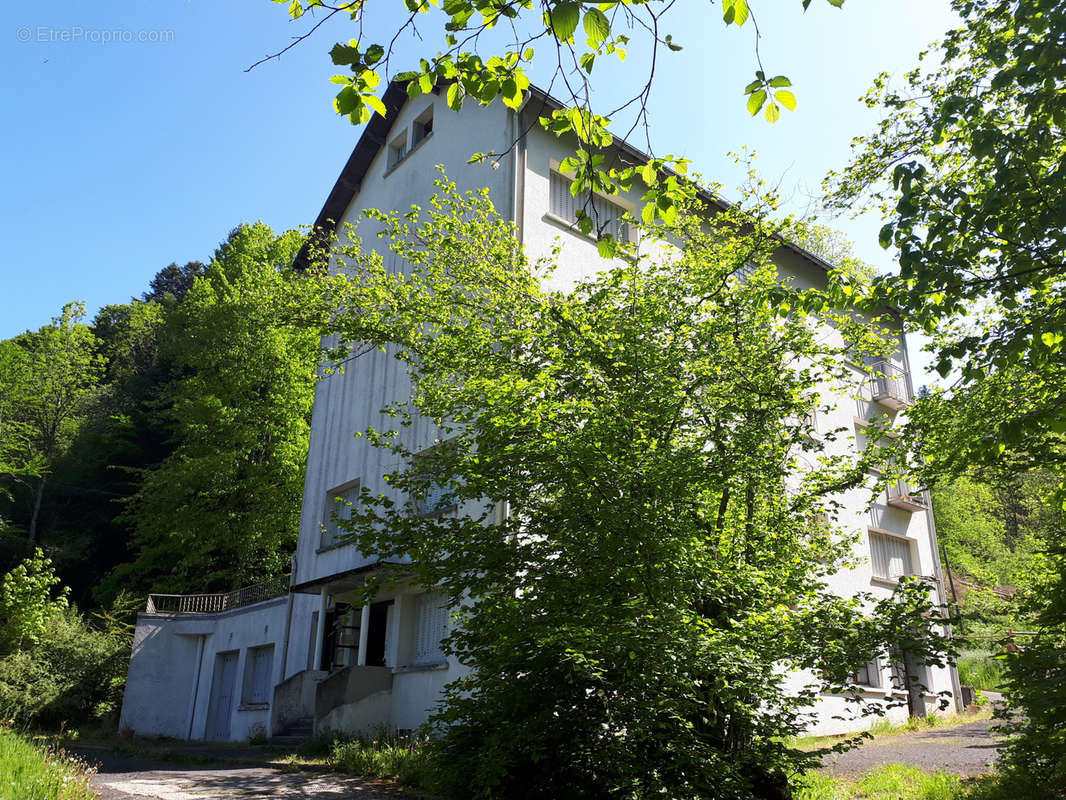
[387,131,408,169]
[549,171,632,244]
[412,107,433,146]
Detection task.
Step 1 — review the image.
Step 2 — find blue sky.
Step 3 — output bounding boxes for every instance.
[1,0,957,373]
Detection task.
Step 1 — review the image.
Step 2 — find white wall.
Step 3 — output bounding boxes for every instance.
[294,93,515,592]
[120,593,319,742]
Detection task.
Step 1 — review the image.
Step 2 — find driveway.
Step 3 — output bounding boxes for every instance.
[74,747,414,800]
[819,718,1001,778]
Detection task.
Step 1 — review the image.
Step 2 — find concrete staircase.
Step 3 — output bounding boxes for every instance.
[270,717,313,746]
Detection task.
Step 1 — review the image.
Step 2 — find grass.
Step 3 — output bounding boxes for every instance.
[957,650,1006,692]
[796,764,1001,800]
[0,728,96,800]
[327,732,438,792]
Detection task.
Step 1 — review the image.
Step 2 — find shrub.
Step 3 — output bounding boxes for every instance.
[0,606,128,728]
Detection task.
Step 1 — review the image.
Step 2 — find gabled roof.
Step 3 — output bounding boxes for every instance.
[294,81,841,279]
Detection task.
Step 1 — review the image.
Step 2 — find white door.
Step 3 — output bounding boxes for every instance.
[205,651,239,741]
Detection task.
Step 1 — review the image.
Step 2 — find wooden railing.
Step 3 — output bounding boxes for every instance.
[145,574,289,614]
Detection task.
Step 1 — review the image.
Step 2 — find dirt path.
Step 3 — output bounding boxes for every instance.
[820,718,1001,778]
[74,747,413,800]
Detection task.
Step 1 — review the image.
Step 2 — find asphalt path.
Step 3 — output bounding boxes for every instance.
[819,718,1001,778]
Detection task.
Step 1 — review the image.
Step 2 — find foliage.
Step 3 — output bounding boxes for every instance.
[264,0,846,254]
[796,764,969,800]
[789,223,876,283]
[0,303,103,544]
[0,604,129,728]
[322,177,953,799]
[101,223,324,595]
[955,650,1004,692]
[825,0,1066,478]
[0,549,68,656]
[822,3,1066,793]
[0,729,96,800]
[329,732,439,790]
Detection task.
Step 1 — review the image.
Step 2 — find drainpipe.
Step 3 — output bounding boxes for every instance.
[357,604,371,666]
[924,488,965,712]
[509,103,526,245]
[187,634,207,740]
[279,557,296,679]
[312,586,329,671]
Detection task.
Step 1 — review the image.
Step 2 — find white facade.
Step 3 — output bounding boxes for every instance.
[118,83,959,742]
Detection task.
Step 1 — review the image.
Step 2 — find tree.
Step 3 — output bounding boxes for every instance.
[140,261,206,304]
[788,223,875,282]
[0,303,103,544]
[0,549,68,655]
[102,224,324,596]
[825,0,1066,475]
[324,178,952,799]
[823,1,1066,793]
[259,0,845,252]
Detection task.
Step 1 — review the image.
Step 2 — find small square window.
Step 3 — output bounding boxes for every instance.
[853,658,882,688]
[388,132,408,169]
[322,480,360,548]
[412,106,433,146]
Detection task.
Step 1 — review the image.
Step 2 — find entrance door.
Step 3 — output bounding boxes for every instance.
[205,651,239,741]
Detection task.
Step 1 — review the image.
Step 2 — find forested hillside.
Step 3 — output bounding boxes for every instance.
[0,222,325,609]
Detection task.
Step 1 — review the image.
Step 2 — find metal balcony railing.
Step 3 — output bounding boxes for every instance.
[145,574,289,614]
[869,360,910,409]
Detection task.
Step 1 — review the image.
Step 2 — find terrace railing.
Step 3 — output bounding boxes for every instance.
[145,574,289,614]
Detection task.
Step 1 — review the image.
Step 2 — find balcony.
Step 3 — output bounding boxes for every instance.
[145,574,289,614]
[886,479,927,512]
[869,361,910,410]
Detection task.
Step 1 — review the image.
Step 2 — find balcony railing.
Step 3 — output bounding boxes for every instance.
[886,479,927,512]
[869,361,910,409]
[145,574,289,615]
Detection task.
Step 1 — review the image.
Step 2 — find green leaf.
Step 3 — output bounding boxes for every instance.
[769,76,792,88]
[447,82,464,110]
[596,236,617,258]
[330,41,361,66]
[334,85,360,115]
[583,8,611,44]
[723,0,749,26]
[747,89,767,116]
[776,90,797,111]
[550,2,581,40]
[365,94,387,117]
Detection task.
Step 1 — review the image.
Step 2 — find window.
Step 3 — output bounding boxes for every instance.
[411,446,458,517]
[869,531,914,580]
[387,132,408,169]
[853,657,882,688]
[414,477,455,517]
[242,645,274,706]
[321,480,360,549]
[413,592,448,666]
[412,106,433,146]
[549,171,632,243]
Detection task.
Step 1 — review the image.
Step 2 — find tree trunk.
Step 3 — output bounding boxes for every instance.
[28,474,46,544]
